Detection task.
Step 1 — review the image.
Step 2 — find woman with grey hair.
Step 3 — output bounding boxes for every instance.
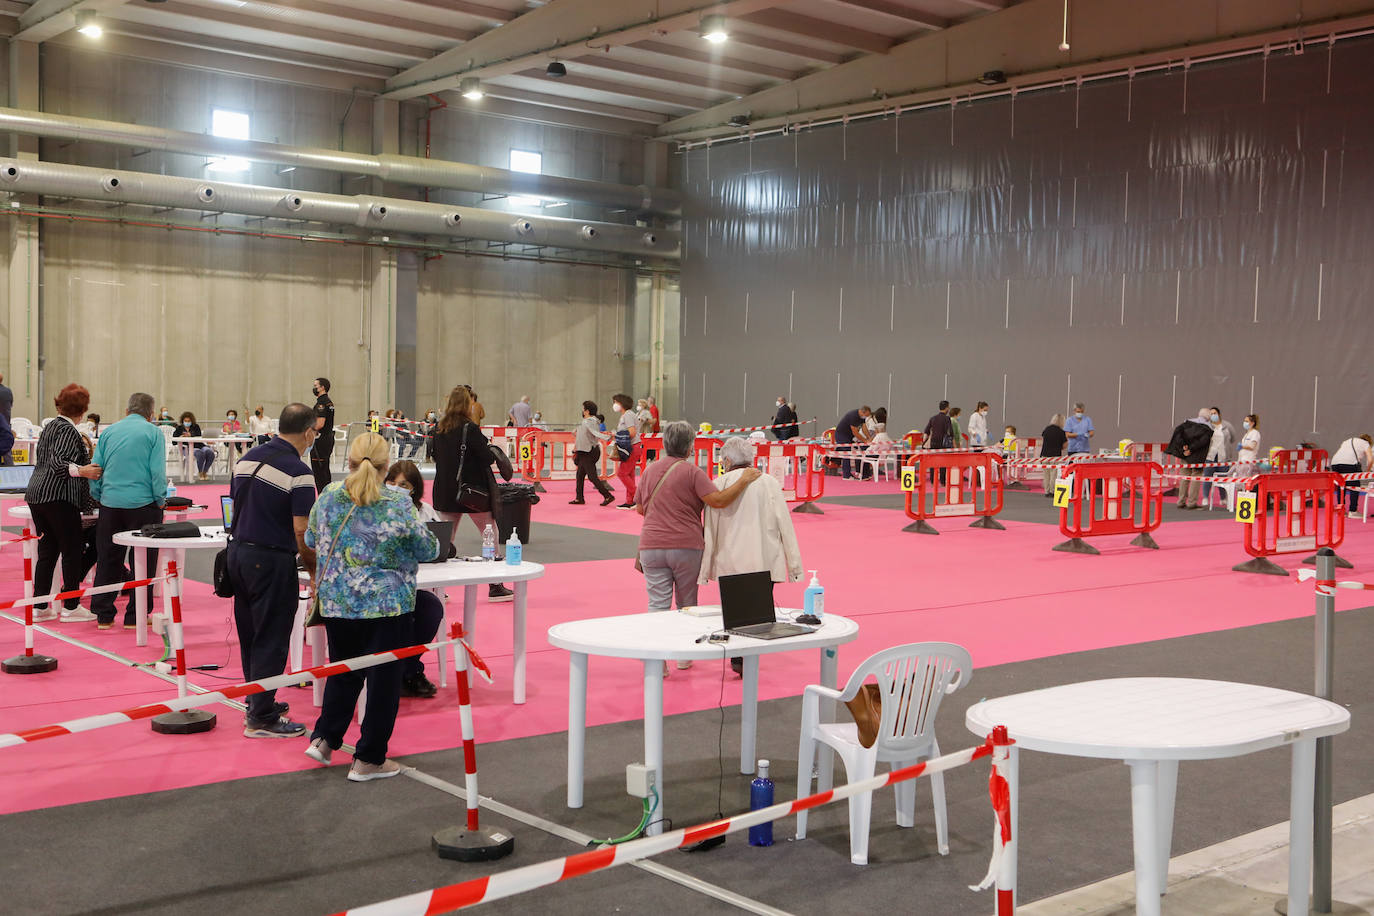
[637,421,760,670]
[700,437,804,672]
[1039,413,1068,496]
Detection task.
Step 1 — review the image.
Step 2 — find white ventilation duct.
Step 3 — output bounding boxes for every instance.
[0,106,682,216]
[0,159,680,258]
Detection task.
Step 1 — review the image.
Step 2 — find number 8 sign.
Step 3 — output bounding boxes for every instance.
[1235,492,1257,524]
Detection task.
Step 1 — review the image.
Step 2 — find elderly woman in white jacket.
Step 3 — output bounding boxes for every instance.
[700,437,804,671]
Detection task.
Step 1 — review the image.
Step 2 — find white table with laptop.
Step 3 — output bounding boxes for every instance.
[112,525,227,646]
[292,517,544,705]
[547,571,860,836]
[965,678,1351,916]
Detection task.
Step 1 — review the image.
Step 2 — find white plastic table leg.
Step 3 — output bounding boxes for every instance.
[644,658,665,835]
[1156,759,1179,893]
[288,593,306,673]
[1127,759,1163,916]
[740,654,759,774]
[1287,739,1317,916]
[513,579,527,705]
[462,584,478,641]
[133,547,149,648]
[566,651,588,808]
[817,645,840,791]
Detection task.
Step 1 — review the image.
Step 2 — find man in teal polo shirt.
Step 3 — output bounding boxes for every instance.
[90,392,169,629]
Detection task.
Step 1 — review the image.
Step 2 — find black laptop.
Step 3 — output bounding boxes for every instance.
[423,520,455,563]
[720,571,814,640]
[0,465,35,494]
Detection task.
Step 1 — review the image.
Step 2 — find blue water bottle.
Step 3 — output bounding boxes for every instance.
[748,759,774,847]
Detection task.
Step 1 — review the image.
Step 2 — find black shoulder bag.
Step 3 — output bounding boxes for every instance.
[456,422,492,512]
[213,461,266,598]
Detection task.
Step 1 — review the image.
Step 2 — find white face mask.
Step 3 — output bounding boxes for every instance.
[1074,412,1083,419]
[385,483,406,493]
[777,401,784,408]
[227,414,235,420]
[613,404,623,413]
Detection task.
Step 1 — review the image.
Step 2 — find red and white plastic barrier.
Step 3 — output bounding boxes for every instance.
[329,729,1015,916]
[0,626,473,749]
[1054,461,1165,554]
[903,451,1006,535]
[1233,472,1345,576]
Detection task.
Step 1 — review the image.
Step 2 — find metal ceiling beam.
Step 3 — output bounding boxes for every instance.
[393,0,519,27]
[657,1,1374,142]
[473,93,664,136]
[139,1,437,62]
[47,29,390,93]
[16,0,135,43]
[96,20,397,79]
[512,69,713,110]
[820,0,947,30]
[737,9,896,53]
[228,0,477,44]
[950,0,1005,10]
[628,39,803,81]
[570,55,761,98]
[479,84,670,124]
[382,0,788,100]
[726,28,848,64]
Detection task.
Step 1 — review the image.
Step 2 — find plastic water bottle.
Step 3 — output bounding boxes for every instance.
[481,523,496,561]
[803,570,825,618]
[748,760,774,847]
[505,530,522,566]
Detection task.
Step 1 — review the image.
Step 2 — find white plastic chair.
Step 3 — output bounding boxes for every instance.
[796,642,972,865]
[1207,478,1238,511]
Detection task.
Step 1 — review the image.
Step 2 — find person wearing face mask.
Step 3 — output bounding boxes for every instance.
[1233,414,1261,477]
[1166,407,1215,509]
[530,410,548,432]
[1063,403,1094,456]
[422,408,439,461]
[610,394,642,508]
[968,401,990,448]
[226,402,319,738]
[309,377,335,494]
[174,411,216,480]
[383,459,449,698]
[222,408,247,461]
[248,405,272,445]
[1199,406,1236,507]
[772,396,798,440]
[155,407,176,427]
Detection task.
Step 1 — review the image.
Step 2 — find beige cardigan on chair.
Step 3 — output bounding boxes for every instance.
[699,467,805,584]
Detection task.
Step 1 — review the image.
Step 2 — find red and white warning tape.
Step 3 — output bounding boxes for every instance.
[1296,569,1374,594]
[699,417,818,435]
[0,623,482,749]
[328,730,1015,916]
[0,575,167,613]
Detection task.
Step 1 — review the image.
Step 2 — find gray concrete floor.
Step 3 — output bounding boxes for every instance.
[1023,793,1374,915]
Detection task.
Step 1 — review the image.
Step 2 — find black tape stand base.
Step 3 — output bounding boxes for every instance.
[151,710,217,734]
[1130,532,1161,549]
[903,519,939,535]
[969,517,1006,530]
[1232,557,1289,576]
[3,653,58,674]
[1052,537,1101,555]
[433,826,515,862]
[792,502,823,515]
[1302,552,1354,569]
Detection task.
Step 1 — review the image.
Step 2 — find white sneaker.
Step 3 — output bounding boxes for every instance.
[347,759,402,782]
[32,607,60,622]
[304,737,333,765]
[60,606,97,622]
[675,660,693,670]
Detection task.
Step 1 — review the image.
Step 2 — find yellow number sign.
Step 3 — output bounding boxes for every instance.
[1053,478,1072,508]
[1235,492,1257,524]
[519,442,533,462]
[369,416,380,434]
[900,465,917,492]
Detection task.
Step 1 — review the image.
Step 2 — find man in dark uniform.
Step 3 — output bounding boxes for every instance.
[310,377,334,494]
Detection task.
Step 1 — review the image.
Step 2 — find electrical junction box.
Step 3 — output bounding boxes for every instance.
[626,763,656,798]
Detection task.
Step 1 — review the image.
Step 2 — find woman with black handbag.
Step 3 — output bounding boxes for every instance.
[430,385,514,602]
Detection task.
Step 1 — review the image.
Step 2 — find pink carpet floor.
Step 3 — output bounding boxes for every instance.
[2,477,1369,815]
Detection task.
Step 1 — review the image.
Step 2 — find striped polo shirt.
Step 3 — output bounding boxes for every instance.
[228,436,316,552]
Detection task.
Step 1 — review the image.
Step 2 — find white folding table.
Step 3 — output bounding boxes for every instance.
[965,677,1350,916]
[548,609,859,835]
[112,526,227,645]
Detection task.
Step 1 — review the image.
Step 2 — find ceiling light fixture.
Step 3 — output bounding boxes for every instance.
[700,14,729,44]
[1058,0,1070,51]
[75,10,102,38]
[545,61,567,78]
[977,70,1006,86]
[460,77,484,100]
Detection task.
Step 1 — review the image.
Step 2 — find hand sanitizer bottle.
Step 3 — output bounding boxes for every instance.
[505,530,522,566]
[803,570,824,619]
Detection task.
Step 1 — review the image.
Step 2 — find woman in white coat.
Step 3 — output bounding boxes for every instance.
[700,437,805,672]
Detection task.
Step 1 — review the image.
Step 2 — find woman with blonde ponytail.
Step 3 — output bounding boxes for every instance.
[303,431,441,782]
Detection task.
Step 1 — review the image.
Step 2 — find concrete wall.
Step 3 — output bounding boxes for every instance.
[0,42,647,428]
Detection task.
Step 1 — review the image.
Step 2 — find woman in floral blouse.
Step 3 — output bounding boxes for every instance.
[303,431,439,782]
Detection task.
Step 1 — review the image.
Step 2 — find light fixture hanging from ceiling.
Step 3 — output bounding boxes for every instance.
[545,61,567,78]
[460,77,484,100]
[700,14,729,44]
[1059,0,1070,51]
[75,10,102,37]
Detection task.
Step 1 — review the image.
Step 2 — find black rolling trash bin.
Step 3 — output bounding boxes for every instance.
[497,482,539,544]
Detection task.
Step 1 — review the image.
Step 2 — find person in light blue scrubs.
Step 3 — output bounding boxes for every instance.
[1063,402,1094,455]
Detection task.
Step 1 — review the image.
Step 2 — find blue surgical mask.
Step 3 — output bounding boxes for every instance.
[182,420,191,427]
[1210,413,1220,422]
[385,483,406,493]
[1243,421,1252,430]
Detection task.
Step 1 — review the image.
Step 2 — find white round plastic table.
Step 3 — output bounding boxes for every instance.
[548,608,859,836]
[112,526,227,647]
[965,677,1351,916]
[297,558,544,705]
